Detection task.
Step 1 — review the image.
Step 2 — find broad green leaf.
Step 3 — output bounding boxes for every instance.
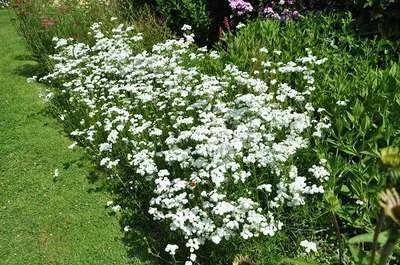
[348,230,389,244]
[340,184,351,193]
[349,245,371,265]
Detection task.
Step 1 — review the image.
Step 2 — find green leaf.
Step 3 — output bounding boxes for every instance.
[349,245,371,265]
[340,184,351,193]
[348,230,389,244]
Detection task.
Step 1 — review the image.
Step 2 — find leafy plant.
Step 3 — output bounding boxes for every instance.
[154,0,210,44]
[219,13,399,263]
[39,20,333,264]
[12,0,170,73]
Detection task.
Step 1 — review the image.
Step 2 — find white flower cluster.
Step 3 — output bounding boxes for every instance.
[300,240,317,253]
[42,23,329,263]
[0,0,9,8]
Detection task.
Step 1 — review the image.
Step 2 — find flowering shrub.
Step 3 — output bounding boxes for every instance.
[41,23,330,263]
[229,0,300,21]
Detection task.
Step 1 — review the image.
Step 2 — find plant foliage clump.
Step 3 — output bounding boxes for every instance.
[41,22,332,264]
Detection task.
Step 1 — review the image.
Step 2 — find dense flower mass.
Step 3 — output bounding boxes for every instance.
[42,22,329,263]
[228,0,300,21]
[229,0,254,15]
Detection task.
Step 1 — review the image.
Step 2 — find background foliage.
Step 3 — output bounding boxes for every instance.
[12,0,170,73]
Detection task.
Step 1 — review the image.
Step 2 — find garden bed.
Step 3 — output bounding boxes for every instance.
[7,0,400,264]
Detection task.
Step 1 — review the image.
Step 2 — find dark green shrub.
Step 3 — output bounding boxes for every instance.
[297,0,400,38]
[154,0,210,44]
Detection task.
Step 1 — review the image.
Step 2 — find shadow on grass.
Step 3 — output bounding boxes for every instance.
[119,207,174,264]
[86,169,111,194]
[24,79,187,265]
[84,165,167,264]
[12,57,48,78]
[62,158,86,170]
[14,54,35,61]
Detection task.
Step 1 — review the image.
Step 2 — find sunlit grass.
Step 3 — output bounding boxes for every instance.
[0,9,134,265]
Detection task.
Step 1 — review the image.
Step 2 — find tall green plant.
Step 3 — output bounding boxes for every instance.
[217,13,400,263]
[12,0,120,72]
[12,0,171,74]
[153,0,210,44]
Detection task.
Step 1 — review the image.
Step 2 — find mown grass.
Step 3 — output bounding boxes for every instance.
[0,9,135,265]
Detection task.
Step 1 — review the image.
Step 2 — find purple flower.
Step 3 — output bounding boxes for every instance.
[264,6,280,20]
[292,10,300,19]
[229,0,254,16]
[263,1,300,21]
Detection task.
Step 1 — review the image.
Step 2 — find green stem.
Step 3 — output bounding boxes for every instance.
[332,213,343,264]
[379,226,400,265]
[370,209,385,265]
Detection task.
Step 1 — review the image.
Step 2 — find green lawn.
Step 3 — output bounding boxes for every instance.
[0,9,132,265]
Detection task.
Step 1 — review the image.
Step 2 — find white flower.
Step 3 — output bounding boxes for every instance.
[27,76,37,83]
[53,169,59,178]
[111,205,121,212]
[211,235,221,244]
[158,170,170,177]
[300,240,317,253]
[106,200,113,206]
[68,142,77,149]
[165,244,179,255]
[356,200,364,205]
[54,39,68,49]
[181,24,192,31]
[236,22,246,29]
[308,165,330,181]
[336,99,349,106]
[209,51,220,59]
[257,184,272,192]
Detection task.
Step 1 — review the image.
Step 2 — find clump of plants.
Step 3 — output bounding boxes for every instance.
[40,21,332,264]
[123,0,211,44]
[220,13,400,264]
[12,0,170,73]
[346,147,400,265]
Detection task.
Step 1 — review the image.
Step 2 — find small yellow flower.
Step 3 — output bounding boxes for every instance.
[232,255,255,265]
[379,188,400,225]
[380,146,400,168]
